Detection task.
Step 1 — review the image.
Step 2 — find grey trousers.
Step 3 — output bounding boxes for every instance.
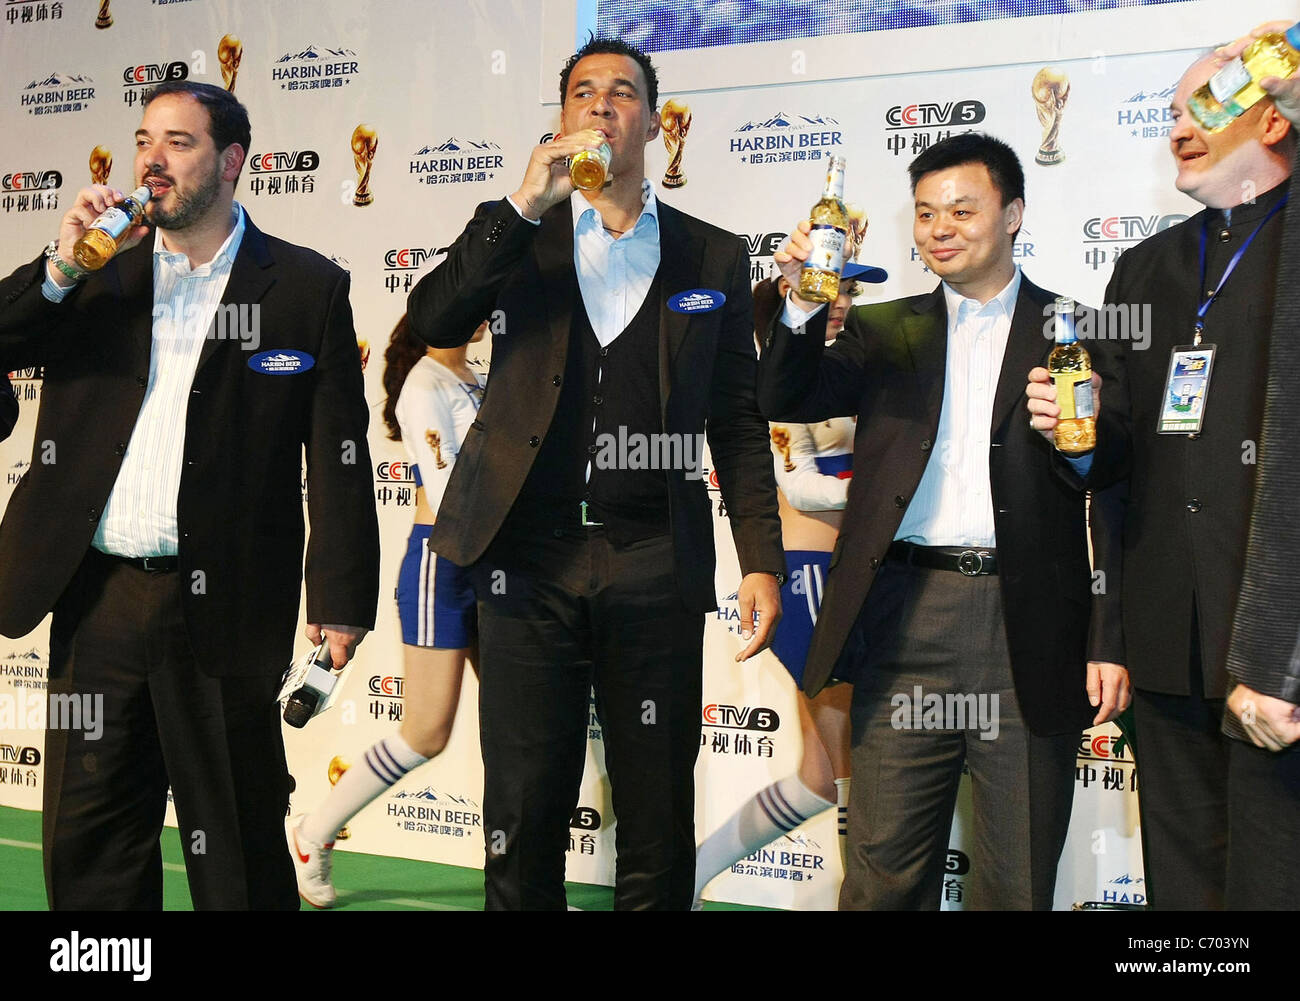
[839,560,1077,910]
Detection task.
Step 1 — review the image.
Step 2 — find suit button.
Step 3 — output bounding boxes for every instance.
[136,376,147,387]
[894,495,906,508]
[920,439,932,451]
[528,436,540,448]
[113,442,126,456]
[1218,228,1231,243]
[593,395,603,406]
[86,507,97,521]
[552,529,563,538]
[1187,498,1202,513]
[587,443,598,454]
[869,557,880,569]
[599,347,609,357]
[552,375,562,386]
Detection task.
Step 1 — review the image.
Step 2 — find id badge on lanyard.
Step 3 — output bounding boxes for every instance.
[1158,194,1288,435]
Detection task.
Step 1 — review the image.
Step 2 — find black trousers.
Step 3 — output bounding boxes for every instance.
[1226,737,1300,910]
[42,549,298,910]
[840,561,1077,911]
[1129,612,1229,911]
[469,522,704,910]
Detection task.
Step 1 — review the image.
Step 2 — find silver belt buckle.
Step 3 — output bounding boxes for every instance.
[957,550,985,576]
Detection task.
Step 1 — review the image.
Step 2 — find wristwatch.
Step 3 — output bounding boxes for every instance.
[44,240,88,284]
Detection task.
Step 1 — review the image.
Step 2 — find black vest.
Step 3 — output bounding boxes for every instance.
[513,272,670,542]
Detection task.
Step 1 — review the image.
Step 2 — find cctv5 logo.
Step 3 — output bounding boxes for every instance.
[1083,214,1187,241]
[375,460,413,482]
[702,704,780,731]
[0,745,41,766]
[570,807,601,830]
[885,101,985,129]
[1,170,61,191]
[122,62,188,84]
[367,675,405,697]
[384,247,446,270]
[1078,733,1130,759]
[249,151,320,173]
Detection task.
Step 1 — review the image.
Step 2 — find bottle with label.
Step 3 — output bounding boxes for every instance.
[799,156,848,304]
[569,141,612,192]
[1048,297,1095,454]
[1188,21,1300,131]
[72,184,152,271]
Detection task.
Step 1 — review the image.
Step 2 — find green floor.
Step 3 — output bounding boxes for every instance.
[0,806,765,910]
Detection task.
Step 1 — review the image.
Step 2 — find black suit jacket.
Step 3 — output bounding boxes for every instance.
[0,214,380,677]
[1084,181,1288,698]
[0,374,15,442]
[758,275,1096,736]
[406,196,783,612]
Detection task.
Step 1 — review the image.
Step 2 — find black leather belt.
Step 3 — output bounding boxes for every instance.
[96,551,179,573]
[887,541,997,576]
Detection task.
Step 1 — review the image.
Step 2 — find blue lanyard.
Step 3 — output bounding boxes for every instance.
[1196,192,1289,345]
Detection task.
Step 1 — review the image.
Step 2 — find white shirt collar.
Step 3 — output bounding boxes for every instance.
[941,266,1021,324]
[153,202,246,274]
[571,178,659,237]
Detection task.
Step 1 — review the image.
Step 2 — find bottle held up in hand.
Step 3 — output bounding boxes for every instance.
[799,156,848,304]
[1048,296,1096,455]
[72,184,152,271]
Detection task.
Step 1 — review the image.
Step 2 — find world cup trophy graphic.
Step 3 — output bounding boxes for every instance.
[845,202,868,263]
[95,0,112,29]
[89,145,112,185]
[218,34,243,92]
[660,99,691,189]
[351,124,378,207]
[327,756,352,839]
[1032,68,1070,166]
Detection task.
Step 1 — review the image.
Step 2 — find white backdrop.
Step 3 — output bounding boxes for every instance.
[3,0,1282,909]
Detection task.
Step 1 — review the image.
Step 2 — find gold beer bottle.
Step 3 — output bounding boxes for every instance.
[569,140,612,192]
[72,184,152,271]
[1188,21,1300,131]
[799,156,848,304]
[1048,297,1096,455]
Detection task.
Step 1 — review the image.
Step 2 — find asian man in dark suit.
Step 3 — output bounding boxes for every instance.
[759,133,1129,909]
[0,81,378,910]
[406,37,784,910]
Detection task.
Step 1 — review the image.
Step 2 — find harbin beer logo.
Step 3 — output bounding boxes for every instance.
[20,72,96,117]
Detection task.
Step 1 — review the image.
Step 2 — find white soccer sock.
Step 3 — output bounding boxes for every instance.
[694,774,833,900]
[300,733,429,845]
[834,777,851,869]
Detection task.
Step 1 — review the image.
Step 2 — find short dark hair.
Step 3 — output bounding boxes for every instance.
[908,132,1025,208]
[559,36,658,112]
[143,80,251,162]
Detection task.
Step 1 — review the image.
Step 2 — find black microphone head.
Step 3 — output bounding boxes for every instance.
[283,690,320,729]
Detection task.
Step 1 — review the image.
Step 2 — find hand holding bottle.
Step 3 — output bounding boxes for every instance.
[1215,20,1300,126]
[1026,366,1103,446]
[49,185,150,287]
[509,129,611,221]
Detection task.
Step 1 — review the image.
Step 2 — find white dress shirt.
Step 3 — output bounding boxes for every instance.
[894,269,1021,547]
[507,179,661,347]
[59,204,247,557]
[781,268,1022,547]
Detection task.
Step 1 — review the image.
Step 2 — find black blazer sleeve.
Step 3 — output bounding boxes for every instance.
[756,298,867,424]
[1224,155,1300,709]
[1088,479,1127,666]
[406,199,539,349]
